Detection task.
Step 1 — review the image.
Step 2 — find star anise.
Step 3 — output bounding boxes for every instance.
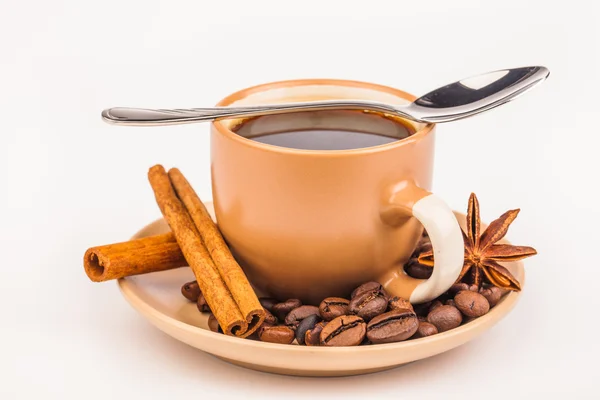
[417,193,537,291]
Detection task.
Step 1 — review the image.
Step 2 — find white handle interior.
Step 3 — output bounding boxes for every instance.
[409,194,464,303]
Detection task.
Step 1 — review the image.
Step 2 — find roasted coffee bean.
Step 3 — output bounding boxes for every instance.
[454,290,490,317]
[429,300,443,313]
[349,290,388,321]
[258,325,295,344]
[351,281,386,299]
[319,297,350,321]
[272,299,302,321]
[412,321,438,338]
[263,309,278,325]
[305,321,327,346]
[427,305,463,332]
[435,292,454,304]
[320,315,366,346]
[366,309,419,344]
[413,301,433,317]
[415,237,432,253]
[197,293,211,313]
[259,297,278,312]
[449,282,479,295]
[208,313,221,333]
[389,296,414,312]
[296,314,321,345]
[181,281,201,302]
[410,236,431,258]
[256,321,275,337]
[285,305,320,325]
[404,260,433,279]
[479,286,503,307]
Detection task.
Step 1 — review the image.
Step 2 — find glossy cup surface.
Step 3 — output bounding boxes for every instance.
[211,80,435,304]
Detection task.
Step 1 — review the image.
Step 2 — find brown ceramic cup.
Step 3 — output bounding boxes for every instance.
[211,79,463,305]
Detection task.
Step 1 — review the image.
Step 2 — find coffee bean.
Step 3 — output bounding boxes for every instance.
[207,313,221,333]
[272,299,302,321]
[197,293,211,313]
[415,238,432,253]
[404,260,433,279]
[366,309,419,344]
[479,286,503,307]
[389,296,414,312]
[351,281,386,299]
[259,297,278,312]
[436,292,454,304]
[412,321,438,338]
[427,305,463,332]
[258,325,295,344]
[454,290,490,317]
[349,290,388,321]
[256,320,275,336]
[410,237,431,259]
[319,297,350,321]
[413,301,432,317]
[305,321,327,346]
[429,300,443,313]
[320,315,366,346]
[296,314,321,345]
[285,305,320,325]
[449,282,479,295]
[181,281,201,302]
[263,309,278,325]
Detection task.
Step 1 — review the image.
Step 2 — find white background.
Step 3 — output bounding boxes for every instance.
[1,0,598,398]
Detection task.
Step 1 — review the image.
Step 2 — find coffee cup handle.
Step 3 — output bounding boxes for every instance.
[379,182,464,304]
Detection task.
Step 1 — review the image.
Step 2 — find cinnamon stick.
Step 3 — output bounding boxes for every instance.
[148,165,248,336]
[168,168,265,334]
[84,233,186,282]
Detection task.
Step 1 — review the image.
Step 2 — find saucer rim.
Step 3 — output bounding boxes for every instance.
[117,208,524,355]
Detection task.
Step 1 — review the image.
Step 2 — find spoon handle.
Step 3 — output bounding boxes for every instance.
[101,100,405,126]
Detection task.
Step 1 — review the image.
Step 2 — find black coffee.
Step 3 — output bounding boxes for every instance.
[232,110,415,151]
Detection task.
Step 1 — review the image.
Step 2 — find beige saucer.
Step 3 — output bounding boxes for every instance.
[117,203,524,377]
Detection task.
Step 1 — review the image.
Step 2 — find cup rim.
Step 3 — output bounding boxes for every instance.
[213,79,435,156]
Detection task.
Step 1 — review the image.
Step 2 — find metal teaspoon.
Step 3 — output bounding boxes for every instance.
[101,66,549,126]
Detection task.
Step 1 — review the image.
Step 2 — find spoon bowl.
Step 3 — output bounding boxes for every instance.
[101,66,549,126]
[408,66,549,123]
